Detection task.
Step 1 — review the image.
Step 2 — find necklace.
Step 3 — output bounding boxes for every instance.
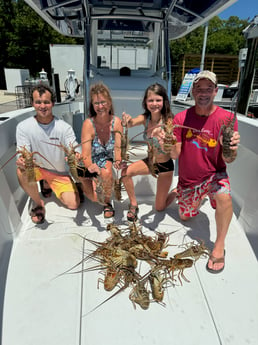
[94,120,110,133]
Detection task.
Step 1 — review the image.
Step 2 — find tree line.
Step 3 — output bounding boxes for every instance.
[0,0,249,89]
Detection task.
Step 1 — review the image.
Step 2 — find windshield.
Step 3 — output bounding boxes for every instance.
[96,28,154,70]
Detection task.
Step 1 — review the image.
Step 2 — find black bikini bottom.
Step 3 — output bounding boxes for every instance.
[143,157,174,175]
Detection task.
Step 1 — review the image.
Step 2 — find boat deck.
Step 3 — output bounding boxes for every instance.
[2,174,258,345]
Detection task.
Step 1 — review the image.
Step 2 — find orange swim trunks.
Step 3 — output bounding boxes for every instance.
[34,168,77,199]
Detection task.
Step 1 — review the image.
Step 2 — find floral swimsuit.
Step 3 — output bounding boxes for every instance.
[91,117,115,168]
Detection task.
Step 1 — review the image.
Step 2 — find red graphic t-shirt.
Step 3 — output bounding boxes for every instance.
[173,106,238,188]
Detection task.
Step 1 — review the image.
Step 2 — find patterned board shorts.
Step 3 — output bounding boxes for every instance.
[177,172,231,218]
[35,168,77,199]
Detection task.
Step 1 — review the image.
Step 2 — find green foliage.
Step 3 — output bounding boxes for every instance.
[0,0,79,88]
[170,16,248,64]
[0,0,15,87]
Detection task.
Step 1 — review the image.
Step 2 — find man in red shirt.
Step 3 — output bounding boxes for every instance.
[171,71,240,273]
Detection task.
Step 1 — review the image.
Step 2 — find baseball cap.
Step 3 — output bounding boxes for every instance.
[193,70,217,85]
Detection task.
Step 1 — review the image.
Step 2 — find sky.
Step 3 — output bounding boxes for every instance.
[219,0,258,20]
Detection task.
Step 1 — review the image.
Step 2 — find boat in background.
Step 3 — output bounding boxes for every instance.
[0,1,258,344]
[24,0,238,115]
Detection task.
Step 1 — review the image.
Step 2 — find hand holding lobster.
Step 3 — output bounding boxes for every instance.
[220,130,240,163]
[151,124,177,154]
[87,162,101,175]
[16,152,35,171]
[122,112,132,128]
[113,112,130,167]
[14,146,55,184]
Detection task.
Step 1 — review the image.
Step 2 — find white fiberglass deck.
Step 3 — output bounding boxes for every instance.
[2,174,258,345]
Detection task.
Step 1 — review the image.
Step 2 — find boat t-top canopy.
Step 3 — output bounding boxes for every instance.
[24,0,237,112]
[25,0,237,39]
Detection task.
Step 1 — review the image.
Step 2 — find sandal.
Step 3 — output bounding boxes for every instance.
[127,204,139,222]
[40,180,52,198]
[206,250,225,274]
[103,203,115,218]
[29,205,45,224]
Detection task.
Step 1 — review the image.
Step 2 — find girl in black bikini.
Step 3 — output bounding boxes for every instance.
[121,83,177,221]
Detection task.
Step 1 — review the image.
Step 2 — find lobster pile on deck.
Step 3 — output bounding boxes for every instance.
[78,222,210,310]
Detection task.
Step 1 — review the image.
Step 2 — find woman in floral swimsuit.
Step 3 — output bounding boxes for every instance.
[80,83,122,218]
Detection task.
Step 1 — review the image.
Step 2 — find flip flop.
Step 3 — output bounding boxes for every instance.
[29,205,45,224]
[206,250,225,274]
